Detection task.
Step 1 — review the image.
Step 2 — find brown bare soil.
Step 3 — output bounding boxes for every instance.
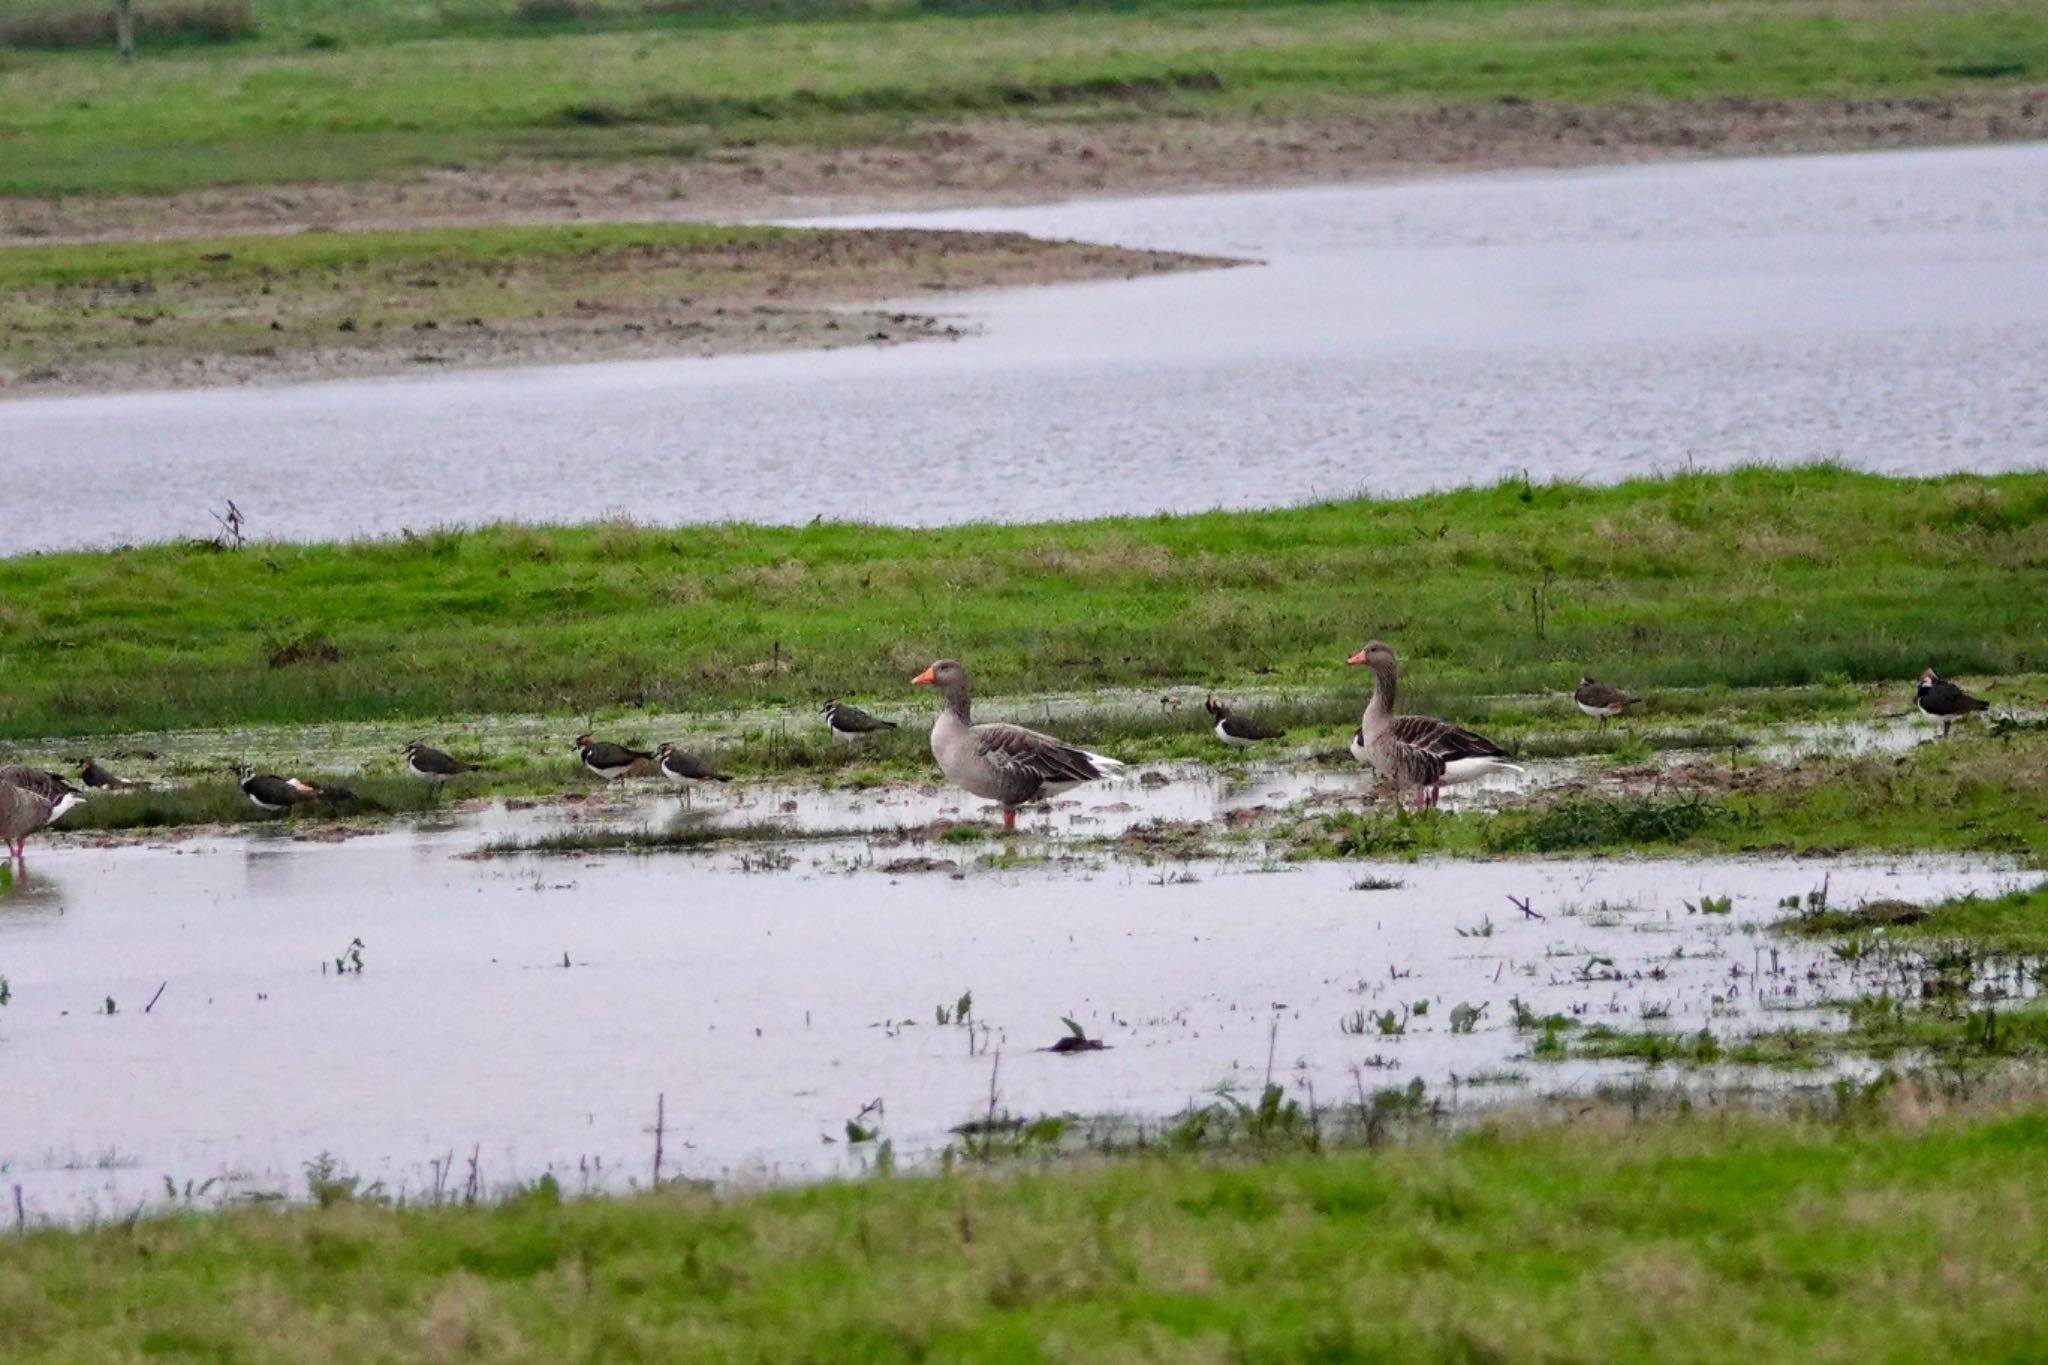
[4,94,2041,247]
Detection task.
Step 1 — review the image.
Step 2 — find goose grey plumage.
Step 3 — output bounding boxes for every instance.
[1204,695,1286,749]
[1346,641,1523,808]
[0,765,77,804]
[821,698,898,740]
[912,659,1125,830]
[1573,676,1639,725]
[1916,669,1989,737]
[655,741,732,807]
[0,778,83,859]
[574,734,653,780]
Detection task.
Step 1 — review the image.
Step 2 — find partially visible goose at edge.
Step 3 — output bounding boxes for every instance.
[1205,695,1286,750]
[0,765,78,805]
[1916,669,1990,737]
[1346,640,1523,808]
[0,779,83,860]
[913,659,1125,830]
[655,741,732,807]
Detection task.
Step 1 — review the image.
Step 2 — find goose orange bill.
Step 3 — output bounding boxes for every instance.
[911,666,936,685]
[1345,649,1370,665]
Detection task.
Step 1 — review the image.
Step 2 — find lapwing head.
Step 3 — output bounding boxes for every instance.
[820,699,838,716]
[1204,695,1228,719]
[573,734,593,751]
[1918,668,1940,687]
[1579,676,1595,687]
[401,740,422,756]
[655,742,674,758]
[233,763,254,781]
[1346,640,1393,668]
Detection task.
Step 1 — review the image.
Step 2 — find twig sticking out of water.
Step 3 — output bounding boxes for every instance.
[1507,895,1545,921]
[650,1093,666,1188]
[143,981,167,1013]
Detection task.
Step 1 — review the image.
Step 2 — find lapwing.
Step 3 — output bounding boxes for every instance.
[235,764,319,813]
[1916,669,1989,737]
[654,741,733,808]
[1573,676,1640,727]
[76,756,135,790]
[1348,642,1523,808]
[913,659,1125,830]
[0,780,83,860]
[402,741,479,782]
[575,734,653,781]
[821,698,898,741]
[1204,694,1286,749]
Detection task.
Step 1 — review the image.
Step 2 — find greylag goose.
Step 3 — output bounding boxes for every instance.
[575,734,653,781]
[1346,641,1522,808]
[403,741,478,781]
[0,778,82,859]
[0,765,77,804]
[912,659,1124,830]
[655,741,732,807]
[1916,669,1989,737]
[821,698,897,740]
[76,756,135,790]
[1204,695,1286,749]
[235,764,319,813]
[1573,677,1640,726]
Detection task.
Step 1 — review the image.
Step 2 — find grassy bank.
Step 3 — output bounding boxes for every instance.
[0,221,1202,393]
[0,466,2041,741]
[1,0,2041,196]
[6,1091,2048,1361]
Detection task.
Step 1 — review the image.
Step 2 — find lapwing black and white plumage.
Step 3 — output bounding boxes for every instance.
[1573,676,1640,727]
[655,741,732,807]
[402,741,478,782]
[75,756,135,790]
[821,698,898,741]
[1347,641,1523,809]
[1204,694,1286,750]
[913,659,1125,831]
[0,782,83,860]
[1916,669,1989,737]
[574,734,653,781]
[235,764,319,813]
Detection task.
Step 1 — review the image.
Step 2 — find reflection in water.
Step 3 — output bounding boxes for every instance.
[0,862,67,919]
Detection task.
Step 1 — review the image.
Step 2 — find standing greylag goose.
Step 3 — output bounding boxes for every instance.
[1916,669,1989,737]
[821,699,898,741]
[575,734,653,781]
[1205,695,1286,750]
[655,741,732,807]
[402,741,478,782]
[0,778,83,859]
[1573,677,1640,726]
[1346,641,1522,808]
[912,659,1124,830]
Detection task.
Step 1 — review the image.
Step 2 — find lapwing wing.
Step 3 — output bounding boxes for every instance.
[821,698,898,741]
[655,741,733,808]
[76,756,135,790]
[1204,694,1286,750]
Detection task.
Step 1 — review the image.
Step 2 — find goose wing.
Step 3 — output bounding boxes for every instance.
[1392,715,1508,762]
[0,765,78,802]
[973,723,1112,787]
[1370,732,1447,788]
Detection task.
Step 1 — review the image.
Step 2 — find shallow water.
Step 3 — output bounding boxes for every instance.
[0,790,2020,1221]
[2,144,2045,553]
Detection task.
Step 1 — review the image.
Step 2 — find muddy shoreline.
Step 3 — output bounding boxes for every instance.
[4,95,2039,248]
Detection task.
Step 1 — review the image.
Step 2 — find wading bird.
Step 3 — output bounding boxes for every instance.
[402,741,479,782]
[821,699,898,741]
[1573,676,1640,727]
[575,734,654,781]
[655,741,732,808]
[1916,669,1990,737]
[0,778,83,860]
[1347,641,1523,809]
[912,659,1125,831]
[1204,695,1287,750]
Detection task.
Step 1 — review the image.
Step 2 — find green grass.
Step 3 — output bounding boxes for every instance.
[0,0,2042,194]
[8,1096,2048,1361]
[1784,883,2048,953]
[2,466,2044,741]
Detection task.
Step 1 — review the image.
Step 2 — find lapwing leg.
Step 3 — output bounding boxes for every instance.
[1002,807,1017,831]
